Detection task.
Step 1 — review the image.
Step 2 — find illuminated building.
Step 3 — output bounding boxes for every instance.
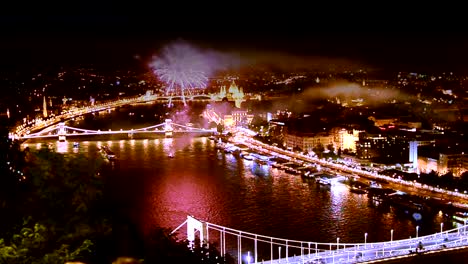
[332,128,361,153]
[409,141,418,172]
[284,131,334,153]
[368,116,397,127]
[418,152,467,177]
[219,81,245,108]
[222,110,254,128]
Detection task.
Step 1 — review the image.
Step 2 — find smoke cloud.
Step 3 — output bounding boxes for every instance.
[302,81,401,103]
[150,39,369,77]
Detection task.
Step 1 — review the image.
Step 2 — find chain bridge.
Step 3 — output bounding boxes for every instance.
[18,119,215,141]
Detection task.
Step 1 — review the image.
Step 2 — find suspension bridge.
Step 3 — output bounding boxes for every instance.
[172,215,468,264]
[18,119,215,141]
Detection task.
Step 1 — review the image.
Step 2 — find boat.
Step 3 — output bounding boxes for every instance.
[271,162,282,169]
[284,167,301,175]
[99,146,116,160]
[243,155,254,161]
[350,186,367,194]
[316,177,332,186]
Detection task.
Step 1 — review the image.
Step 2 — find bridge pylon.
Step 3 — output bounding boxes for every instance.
[187,215,208,249]
[58,122,66,142]
[164,119,173,137]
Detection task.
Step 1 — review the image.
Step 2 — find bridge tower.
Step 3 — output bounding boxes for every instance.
[186,215,208,248]
[164,119,173,137]
[58,122,66,142]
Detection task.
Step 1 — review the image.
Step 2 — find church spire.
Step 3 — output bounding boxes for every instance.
[43,96,48,118]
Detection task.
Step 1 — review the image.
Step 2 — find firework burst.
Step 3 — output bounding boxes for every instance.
[150,41,211,106]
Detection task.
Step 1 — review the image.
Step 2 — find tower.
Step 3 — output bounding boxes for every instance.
[58,122,66,142]
[164,119,173,137]
[43,96,48,118]
[219,85,226,99]
[409,141,418,173]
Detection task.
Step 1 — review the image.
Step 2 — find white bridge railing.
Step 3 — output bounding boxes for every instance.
[172,215,468,264]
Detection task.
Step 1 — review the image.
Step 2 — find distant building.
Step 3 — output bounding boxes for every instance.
[267,112,273,122]
[218,81,245,108]
[409,141,418,172]
[356,133,386,160]
[331,128,362,153]
[418,151,468,177]
[284,131,334,153]
[368,116,397,127]
[356,133,412,163]
[222,110,254,128]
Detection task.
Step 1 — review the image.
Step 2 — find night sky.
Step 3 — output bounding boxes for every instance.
[1,12,467,72]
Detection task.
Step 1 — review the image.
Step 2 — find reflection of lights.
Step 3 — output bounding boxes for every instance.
[57,141,68,153]
[83,141,89,144]
[330,182,348,196]
[36,143,41,149]
[251,162,269,177]
[143,139,148,148]
[329,181,348,218]
[130,139,135,145]
[107,140,112,145]
[162,138,173,153]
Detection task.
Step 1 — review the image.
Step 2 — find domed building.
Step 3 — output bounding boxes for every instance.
[219,81,245,108]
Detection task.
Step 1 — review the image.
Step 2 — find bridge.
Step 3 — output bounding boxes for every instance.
[10,93,224,141]
[173,215,468,264]
[18,119,215,141]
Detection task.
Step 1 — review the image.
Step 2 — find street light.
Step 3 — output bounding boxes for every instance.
[278,246,281,260]
[391,229,394,243]
[246,251,252,264]
[416,226,419,238]
[441,222,444,233]
[364,233,368,249]
[337,237,340,250]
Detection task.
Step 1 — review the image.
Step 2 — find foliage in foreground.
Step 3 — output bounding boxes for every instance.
[0,145,232,263]
[0,147,112,264]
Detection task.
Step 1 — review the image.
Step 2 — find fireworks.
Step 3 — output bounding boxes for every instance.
[150,41,211,106]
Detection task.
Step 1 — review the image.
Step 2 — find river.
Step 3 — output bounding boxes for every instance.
[22,103,458,259]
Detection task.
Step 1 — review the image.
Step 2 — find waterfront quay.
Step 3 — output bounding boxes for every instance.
[227,133,468,206]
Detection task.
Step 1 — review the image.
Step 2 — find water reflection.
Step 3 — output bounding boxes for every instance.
[20,138,453,246]
[57,141,68,153]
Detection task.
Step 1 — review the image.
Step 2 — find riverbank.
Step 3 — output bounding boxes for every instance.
[237,136,468,205]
